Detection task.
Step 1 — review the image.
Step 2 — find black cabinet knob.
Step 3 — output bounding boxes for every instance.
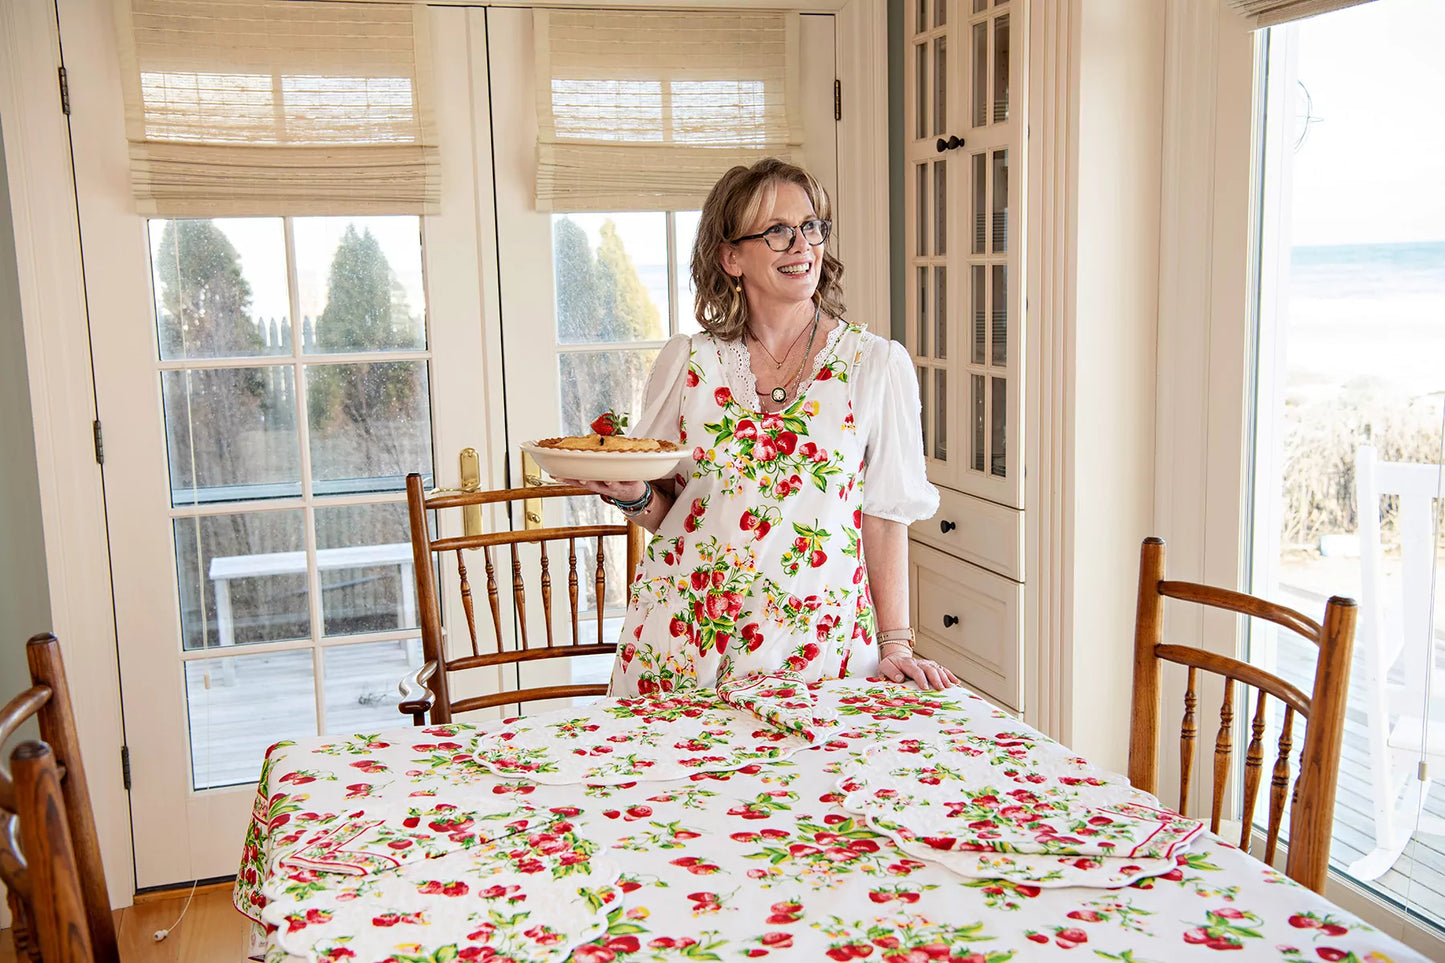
[935,135,964,152]
[939,519,956,534]
[943,614,959,628]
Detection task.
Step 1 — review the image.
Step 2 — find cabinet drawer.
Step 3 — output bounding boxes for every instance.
[909,542,1022,712]
[909,486,1023,581]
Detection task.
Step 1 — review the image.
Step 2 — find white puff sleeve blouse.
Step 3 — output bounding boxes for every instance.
[632,326,939,524]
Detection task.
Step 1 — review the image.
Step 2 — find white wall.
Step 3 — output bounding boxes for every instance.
[1064,0,1166,772]
[0,121,51,719]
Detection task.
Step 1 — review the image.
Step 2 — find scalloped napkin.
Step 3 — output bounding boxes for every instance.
[464,689,814,785]
[716,674,839,742]
[262,815,622,963]
[837,734,1203,888]
[275,796,542,877]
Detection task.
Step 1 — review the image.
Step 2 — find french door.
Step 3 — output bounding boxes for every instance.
[486,7,839,695]
[72,4,492,887]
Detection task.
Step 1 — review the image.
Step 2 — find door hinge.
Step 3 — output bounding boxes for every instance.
[121,745,131,790]
[92,419,104,465]
[58,66,70,116]
[833,79,842,121]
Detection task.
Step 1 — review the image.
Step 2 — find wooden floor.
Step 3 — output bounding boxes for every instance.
[1273,580,1445,932]
[0,887,251,963]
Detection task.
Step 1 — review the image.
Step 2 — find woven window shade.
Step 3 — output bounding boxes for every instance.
[1228,0,1376,27]
[534,9,803,212]
[116,0,438,216]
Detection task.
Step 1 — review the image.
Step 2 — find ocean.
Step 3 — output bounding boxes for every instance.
[1284,241,1445,401]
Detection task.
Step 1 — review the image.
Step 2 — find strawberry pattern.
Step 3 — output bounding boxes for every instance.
[237,678,1426,963]
[610,325,879,697]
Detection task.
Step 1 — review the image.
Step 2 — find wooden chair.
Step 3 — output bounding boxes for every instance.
[398,472,644,724]
[1129,536,1357,894]
[0,633,119,962]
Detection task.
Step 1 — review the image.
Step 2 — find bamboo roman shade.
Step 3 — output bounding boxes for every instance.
[1228,0,1377,27]
[116,0,438,215]
[534,9,803,212]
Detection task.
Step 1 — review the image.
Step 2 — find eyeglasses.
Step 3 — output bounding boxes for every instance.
[730,218,832,252]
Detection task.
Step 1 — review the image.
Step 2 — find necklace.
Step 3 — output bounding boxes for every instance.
[765,308,820,404]
[747,315,814,370]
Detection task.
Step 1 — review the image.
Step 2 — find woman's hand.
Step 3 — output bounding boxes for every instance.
[553,478,647,501]
[879,642,959,690]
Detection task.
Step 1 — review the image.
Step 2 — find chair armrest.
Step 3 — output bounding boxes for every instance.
[398,660,438,726]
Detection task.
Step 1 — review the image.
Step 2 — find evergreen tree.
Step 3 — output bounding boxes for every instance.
[596,220,661,341]
[155,219,264,358]
[308,225,425,481]
[554,217,600,342]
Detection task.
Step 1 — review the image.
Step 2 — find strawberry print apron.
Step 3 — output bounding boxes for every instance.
[610,323,879,697]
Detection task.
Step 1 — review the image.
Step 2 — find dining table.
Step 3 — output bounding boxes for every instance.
[234,675,1427,962]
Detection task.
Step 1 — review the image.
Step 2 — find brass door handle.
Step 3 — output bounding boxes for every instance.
[459,447,482,537]
[520,451,544,531]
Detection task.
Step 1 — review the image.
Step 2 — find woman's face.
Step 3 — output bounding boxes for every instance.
[720,180,823,314]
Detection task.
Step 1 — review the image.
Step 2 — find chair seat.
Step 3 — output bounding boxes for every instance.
[1387,713,1445,765]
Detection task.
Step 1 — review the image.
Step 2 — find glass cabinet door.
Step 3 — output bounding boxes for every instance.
[906,0,1022,508]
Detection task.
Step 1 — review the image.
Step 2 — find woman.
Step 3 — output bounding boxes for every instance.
[573,158,955,695]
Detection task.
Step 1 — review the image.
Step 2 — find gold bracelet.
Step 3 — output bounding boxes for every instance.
[877,627,915,648]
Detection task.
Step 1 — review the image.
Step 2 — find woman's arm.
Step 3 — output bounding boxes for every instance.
[862,513,958,690]
[560,478,674,534]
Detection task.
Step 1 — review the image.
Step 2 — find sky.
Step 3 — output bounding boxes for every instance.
[1286,0,1445,246]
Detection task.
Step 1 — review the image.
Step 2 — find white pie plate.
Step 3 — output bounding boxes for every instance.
[520,441,688,483]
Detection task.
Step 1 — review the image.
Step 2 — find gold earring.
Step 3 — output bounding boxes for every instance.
[733,278,742,294]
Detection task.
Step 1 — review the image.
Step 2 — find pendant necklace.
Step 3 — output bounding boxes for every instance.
[748,314,814,370]
[768,307,820,404]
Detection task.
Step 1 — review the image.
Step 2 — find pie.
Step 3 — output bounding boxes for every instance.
[534,434,681,453]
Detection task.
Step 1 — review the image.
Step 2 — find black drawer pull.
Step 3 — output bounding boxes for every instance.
[934,134,964,153]
[939,519,956,534]
[942,614,959,629]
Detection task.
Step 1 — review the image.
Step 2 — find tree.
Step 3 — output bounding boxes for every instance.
[308,226,427,482]
[155,219,265,359]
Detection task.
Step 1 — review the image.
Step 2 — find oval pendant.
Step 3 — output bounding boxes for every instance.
[770,386,787,403]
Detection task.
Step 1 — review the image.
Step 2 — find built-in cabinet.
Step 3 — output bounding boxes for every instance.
[901,0,1026,711]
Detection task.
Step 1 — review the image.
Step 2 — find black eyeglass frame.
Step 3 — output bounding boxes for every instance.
[729,218,833,252]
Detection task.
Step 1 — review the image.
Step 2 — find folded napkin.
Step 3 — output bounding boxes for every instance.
[262,815,622,963]
[837,734,1203,888]
[465,688,814,785]
[716,673,838,742]
[274,797,544,878]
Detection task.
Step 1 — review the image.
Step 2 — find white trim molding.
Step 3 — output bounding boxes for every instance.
[0,2,134,907]
[834,0,890,334]
[1024,0,1080,743]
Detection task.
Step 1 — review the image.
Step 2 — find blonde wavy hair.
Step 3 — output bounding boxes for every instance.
[691,158,846,340]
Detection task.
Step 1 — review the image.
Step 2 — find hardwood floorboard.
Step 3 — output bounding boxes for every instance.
[0,889,251,963]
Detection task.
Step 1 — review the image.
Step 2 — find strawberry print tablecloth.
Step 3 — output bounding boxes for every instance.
[236,678,1428,963]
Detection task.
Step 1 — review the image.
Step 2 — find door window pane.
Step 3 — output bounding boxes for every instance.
[315,503,417,637]
[916,163,929,257]
[918,267,929,356]
[935,267,947,360]
[991,264,1008,366]
[674,210,704,335]
[992,149,1009,252]
[972,21,988,128]
[972,153,987,253]
[972,264,986,364]
[174,509,308,652]
[163,367,300,504]
[934,160,948,255]
[323,639,423,733]
[972,374,986,472]
[993,16,1010,123]
[915,42,928,140]
[559,348,662,438]
[149,218,288,362]
[919,365,931,457]
[552,213,669,344]
[295,216,427,354]
[990,375,1006,477]
[306,360,433,493]
[934,369,948,461]
[933,37,947,137]
[186,649,317,790]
